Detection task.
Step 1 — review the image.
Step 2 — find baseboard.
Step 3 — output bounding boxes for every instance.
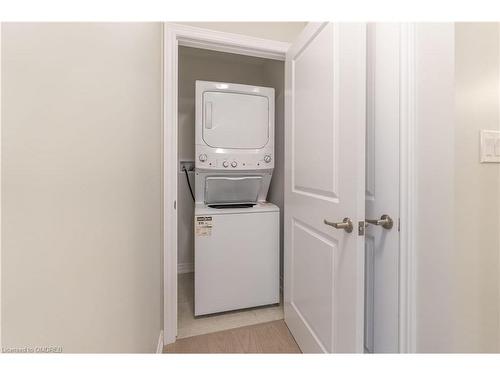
[156,330,164,353]
[178,262,194,274]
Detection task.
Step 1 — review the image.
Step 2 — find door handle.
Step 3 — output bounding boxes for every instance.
[365,214,393,230]
[324,217,353,233]
[205,102,213,129]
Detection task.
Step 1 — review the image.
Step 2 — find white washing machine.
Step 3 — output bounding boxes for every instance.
[194,80,279,316]
[194,203,279,316]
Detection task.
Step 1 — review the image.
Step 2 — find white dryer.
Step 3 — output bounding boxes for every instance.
[195,81,275,174]
[194,80,279,316]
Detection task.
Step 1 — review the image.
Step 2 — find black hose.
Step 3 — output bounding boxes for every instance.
[184,168,195,201]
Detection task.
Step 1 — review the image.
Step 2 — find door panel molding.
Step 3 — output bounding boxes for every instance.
[291,218,336,352]
[291,23,340,203]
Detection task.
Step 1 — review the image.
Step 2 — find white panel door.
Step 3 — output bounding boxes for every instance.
[284,23,366,353]
[364,23,401,353]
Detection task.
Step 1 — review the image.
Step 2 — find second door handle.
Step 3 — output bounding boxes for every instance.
[365,214,393,230]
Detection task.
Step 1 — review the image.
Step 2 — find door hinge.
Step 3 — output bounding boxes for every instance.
[358,221,366,236]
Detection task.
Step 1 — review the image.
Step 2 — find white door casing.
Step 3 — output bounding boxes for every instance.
[162,23,290,345]
[364,23,401,353]
[284,22,366,353]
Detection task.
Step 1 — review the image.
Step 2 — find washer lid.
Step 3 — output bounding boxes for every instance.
[204,176,262,205]
[202,91,269,149]
[195,202,279,215]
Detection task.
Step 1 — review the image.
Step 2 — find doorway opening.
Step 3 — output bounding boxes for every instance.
[175,46,286,339]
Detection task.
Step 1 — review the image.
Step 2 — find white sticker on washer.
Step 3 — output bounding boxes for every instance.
[195,216,213,236]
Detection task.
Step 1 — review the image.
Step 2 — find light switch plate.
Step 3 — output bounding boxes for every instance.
[480,130,500,163]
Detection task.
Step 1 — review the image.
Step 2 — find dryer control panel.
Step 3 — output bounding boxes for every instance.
[195,150,274,171]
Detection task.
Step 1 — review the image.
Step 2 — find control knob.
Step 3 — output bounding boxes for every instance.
[264,155,272,163]
[231,161,238,168]
[222,161,229,168]
[199,154,207,162]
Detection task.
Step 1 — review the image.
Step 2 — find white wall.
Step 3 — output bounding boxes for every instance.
[176,22,306,43]
[177,46,284,273]
[1,23,163,353]
[413,23,500,353]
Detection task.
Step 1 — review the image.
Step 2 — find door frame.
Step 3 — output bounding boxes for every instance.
[162,22,290,345]
[398,23,417,353]
[0,23,3,350]
[162,21,418,350]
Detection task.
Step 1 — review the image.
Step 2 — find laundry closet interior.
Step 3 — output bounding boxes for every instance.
[176,46,285,339]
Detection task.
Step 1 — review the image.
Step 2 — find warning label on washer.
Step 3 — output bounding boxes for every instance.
[195,216,213,236]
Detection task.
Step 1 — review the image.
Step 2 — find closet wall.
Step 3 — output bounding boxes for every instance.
[177,46,284,274]
[263,61,285,279]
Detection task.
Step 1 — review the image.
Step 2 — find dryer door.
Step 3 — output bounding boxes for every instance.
[203,91,269,149]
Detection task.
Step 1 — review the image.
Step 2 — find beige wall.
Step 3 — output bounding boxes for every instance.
[454,22,500,352]
[175,22,306,43]
[177,46,284,273]
[1,23,162,353]
[414,23,500,353]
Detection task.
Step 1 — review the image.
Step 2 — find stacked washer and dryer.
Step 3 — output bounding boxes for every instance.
[194,81,280,316]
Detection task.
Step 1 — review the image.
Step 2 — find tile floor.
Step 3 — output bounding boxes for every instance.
[177,272,284,339]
